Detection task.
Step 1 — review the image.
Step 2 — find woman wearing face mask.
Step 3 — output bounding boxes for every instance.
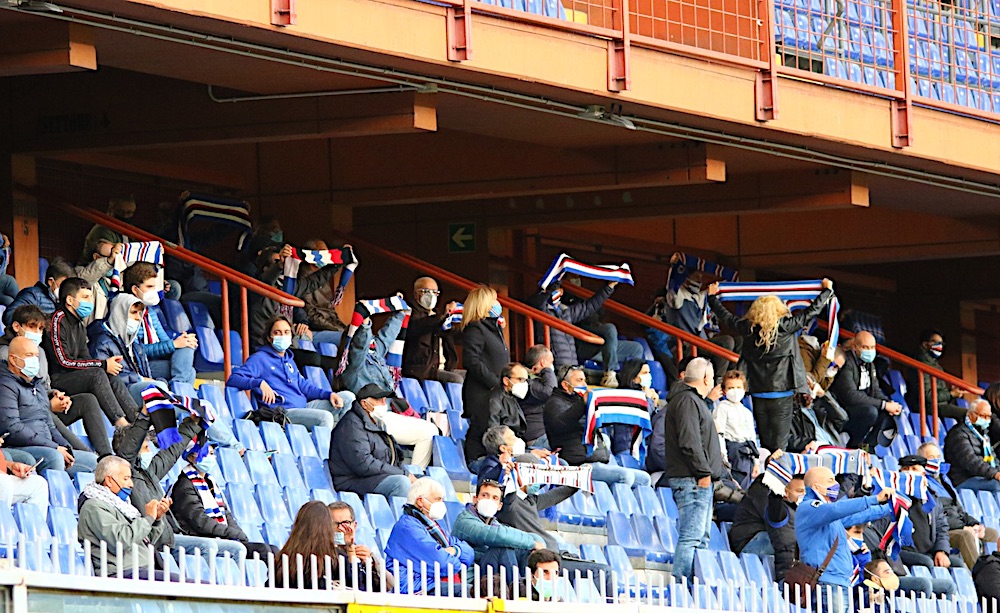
[612,358,662,457]
[713,370,762,488]
[461,285,510,465]
[384,477,474,595]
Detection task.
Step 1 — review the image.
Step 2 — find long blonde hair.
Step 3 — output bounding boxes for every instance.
[745,295,790,352]
[462,285,498,330]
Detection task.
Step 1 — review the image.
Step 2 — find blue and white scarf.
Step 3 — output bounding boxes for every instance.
[716,280,839,353]
[666,252,739,292]
[335,296,410,376]
[965,417,996,466]
[442,303,464,331]
[281,246,358,306]
[539,253,634,291]
[179,192,253,251]
[111,241,165,292]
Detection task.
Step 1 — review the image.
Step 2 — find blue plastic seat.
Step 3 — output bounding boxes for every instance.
[399,378,430,414]
[336,491,374,534]
[446,411,468,441]
[186,301,215,329]
[554,498,583,525]
[612,483,640,515]
[606,511,643,557]
[389,496,406,520]
[255,483,293,527]
[432,436,472,481]
[304,366,332,393]
[297,339,316,352]
[234,420,266,451]
[161,299,193,333]
[422,380,452,412]
[44,470,77,509]
[300,456,333,491]
[226,387,254,419]
[573,491,606,528]
[284,486,311,517]
[225,482,264,527]
[13,504,51,547]
[592,482,619,513]
[630,514,670,562]
[978,492,1000,530]
[313,425,332,460]
[214,556,243,586]
[244,451,277,484]
[635,485,665,516]
[198,383,230,420]
[193,326,226,371]
[311,488,336,505]
[647,360,668,396]
[216,447,252,484]
[365,494,397,530]
[172,381,198,399]
[48,507,79,544]
[579,543,608,565]
[262,524,290,548]
[694,549,724,583]
[73,472,95,495]
[215,330,243,365]
[709,521,731,551]
[741,551,771,586]
[287,423,319,457]
[445,382,463,414]
[0,505,18,554]
[657,487,679,518]
[426,466,459,501]
[260,422,293,454]
[958,490,983,518]
[317,342,338,357]
[272,453,307,490]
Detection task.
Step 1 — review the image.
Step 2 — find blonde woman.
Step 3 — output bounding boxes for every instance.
[706,278,833,452]
[460,285,509,462]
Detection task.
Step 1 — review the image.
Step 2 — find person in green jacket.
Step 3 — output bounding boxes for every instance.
[451,479,544,575]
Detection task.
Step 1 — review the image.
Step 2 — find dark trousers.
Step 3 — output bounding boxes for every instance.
[49,367,138,423]
[899,549,965,570]
[843,404,897,448]
[752,395,795,451]
[57,392,113,456]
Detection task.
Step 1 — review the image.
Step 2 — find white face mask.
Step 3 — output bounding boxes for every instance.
[427,500,447,521]
[418,293,437,311]
[512,438,527,456]
[370,402,389,421]
[638,373,653,389]
[140,289,160,307]
[725,388,746,403]
[512,381,529,399]
[476,499,500,518]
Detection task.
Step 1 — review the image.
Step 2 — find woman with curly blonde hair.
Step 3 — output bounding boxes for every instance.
[707,279,834,452]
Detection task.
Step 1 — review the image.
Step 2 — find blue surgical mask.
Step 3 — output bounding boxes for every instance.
[489,302,502,318]
[17,355,40,379]
[976,417,992,429]
[270,231,283,244]
[74,300,94,319]
[139,451,154,470]
[116,487,132,502]
[271,335,292,353]
[859,349,876,363]
[825,483,840,502]
[126,319,141,336]
[195,460,213,475]
[24,330,43,345]
[527,484,543,495]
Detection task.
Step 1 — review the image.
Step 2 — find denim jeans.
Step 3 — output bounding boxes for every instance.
[956,476,1000,492]
[148,346,196,385]
[310,331,343,346]
[372,474,412,499]
[577,322,645,370]
[17,446,98,475]
[740,531,774,556]
[813,583,848,613]
[667,476,713,582]
[172,534,221,567]
[590,462,651,488]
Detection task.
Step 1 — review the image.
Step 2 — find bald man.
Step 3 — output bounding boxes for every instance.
[403,276,462,384]
[796,467,894,613]
[830,331,902,449]
[0,337,98,475]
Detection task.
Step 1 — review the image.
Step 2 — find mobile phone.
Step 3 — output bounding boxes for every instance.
[27,458,43,473]
[0,432,8,446]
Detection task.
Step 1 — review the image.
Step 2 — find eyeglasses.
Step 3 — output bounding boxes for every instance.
[334,520,357,529]
[417,289,441,296]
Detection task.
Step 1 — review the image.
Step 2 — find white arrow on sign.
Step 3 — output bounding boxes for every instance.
[451,226,474,249]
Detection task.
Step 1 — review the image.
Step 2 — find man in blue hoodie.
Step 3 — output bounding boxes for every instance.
[796,466,894,613]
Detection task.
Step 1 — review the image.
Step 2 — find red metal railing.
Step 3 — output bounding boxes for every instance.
[13,184,304,380]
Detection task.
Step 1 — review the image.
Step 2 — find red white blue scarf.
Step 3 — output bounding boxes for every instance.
[281,246,358,306]
[539,253,634,291]
[666,252,739,292]
[179,192,253,251]
[335,296,410,376]
[182,465,227,524]
[582,388,651,462]
[716,280,839,351]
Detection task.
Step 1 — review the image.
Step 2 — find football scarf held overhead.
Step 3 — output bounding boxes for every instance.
[538,253,634,291]
[582,388,652,461]
[141,383,216,454]
[716,280,840,351]
[281,246,358,307]
[666,252,739,293]
[179,192,253,251]
[385,312,410,386]
[335,296,410,376]
[442,303,464,331]
[513,462,594,493]
[111,241,165,291]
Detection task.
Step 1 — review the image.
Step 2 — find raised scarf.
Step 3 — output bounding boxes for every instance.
[182,465,227,524]
[281,246,358,307]
[179,192,253,251]
[538,253,634,291]
[110,241,165,292]
[141,384,214,455]
[335,296,410,376]
[666,252,738,292]
[581,388,652,464]
[716,280,839,353]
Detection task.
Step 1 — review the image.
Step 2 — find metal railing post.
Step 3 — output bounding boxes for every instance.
[889,0,913,147]
[222,278,232,381]
[919,371,928,438]
[931,375,939,439]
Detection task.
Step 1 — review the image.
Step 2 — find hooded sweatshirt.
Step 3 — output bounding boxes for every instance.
[89,294,151,387]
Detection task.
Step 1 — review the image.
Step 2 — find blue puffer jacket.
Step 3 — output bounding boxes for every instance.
[139,305,175,360]
[2,282,56,327]
[0,367,71,449]
[341,311,404,394]
[384,505,474,594]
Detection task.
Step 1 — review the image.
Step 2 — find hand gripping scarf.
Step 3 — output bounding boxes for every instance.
[179,192,253,251]
[141,384,215,455]
[335,296,410,377]
[538,253,634,291]
[513,462,594,493]
[110,241,165,291]
[666,252,739,293]
[869,467,927,560]
[442,303,464,331]
[582,388,652,464]
[281,246,358,307]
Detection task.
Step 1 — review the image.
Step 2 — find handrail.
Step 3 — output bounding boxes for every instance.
[492,255,739,363]
[330,232,605,346]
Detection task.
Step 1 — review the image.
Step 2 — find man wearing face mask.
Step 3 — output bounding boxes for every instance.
[896,455,966,571]
[543,365,650,487]
[796,466,894,613]
[384,477,474,595]
[452,479,544,574]
[403,276,462,384]
[328,383,416,499]
[944,399,1000,492]
[830,331,902,449]
[907,329,968,421]
[77,455,175,579]
[80,197,133,266]
[525,549,563,601]
[481,363,529,453]
[858,559,901,613]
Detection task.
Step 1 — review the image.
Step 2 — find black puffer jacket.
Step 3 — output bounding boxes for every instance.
[730,475,797,582]
[543,388,609,466]
[462,319,508,459]
[329,401,407,496]
[944,421,1000,487]
[172,471,248,542]
[709,289,833,394]
[527,284,614,367]
[830,352,887,410]
[464,387,526,460]
[660,381,723,483]
[973,552,1000,600]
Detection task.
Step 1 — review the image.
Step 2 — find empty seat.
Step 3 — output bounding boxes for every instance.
[225,483,264,527]
[709,521,731,551]
[198,385,231,423]
[421,380,452,412]
[445,383,463,414]
[263,524,290,548]
[426,466,459,501]
[226,388,254,420]
[313,425,332,460]
[243,450,278,485]
[44,470,77,509]
[14,503,51,547]
[338,491,375,534]
[653,516,678,558]
[185,301,215,329]
[172,381,198,399]
[694,549,724,583]
[48,507,79,544]
[630,514,670,562]
[193,326,226,372]
[272,454,307,491]
[304,366,332,393]
[606,511,644,557]
[255,484,293,527]
[73,472,95,495]
[161,299,193,333]
[432,436,472,482]
[233,420,266,452]
[284,486,311,517]
[657,487,679,518]
[287,424,319,457]
[215,330,244,365]
[579,543,608,565]
[317,342,338,357]
[554,497,583,526]
[635,485,665,516]
[216,447,252,484]
[592,482,619,513]
[399,378,430,414]
[573,491,605,528]
[446,411,468,441]
[214,556,243,586]
[311,488,336,505]
[612,483,640,515]
[297,339,316,352]
[300,456,333,491]
[365,494,397,530]
[260,422,293,454]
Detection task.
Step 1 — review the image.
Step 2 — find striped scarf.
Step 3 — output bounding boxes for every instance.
[442,303,464,331]
[385,312,410,386]
[179,192,253,251]
[716,280,839,349]
[111,241,165,291]
[538,253,634,291]
[141,384,215,454]
[182,466,227,524]
[335,296,410,376]
[281,246,358,306]
[869,467,925,560]
[513,462,594,493]
[815,447,869,478]
[965,417,996,466]
[878,492,913,560]
[582,389,652,463]
[402,503,450,548]
[666,252,739,292]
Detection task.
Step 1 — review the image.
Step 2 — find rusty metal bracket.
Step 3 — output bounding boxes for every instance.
[447,0,473,62]
[271,0,296,26]
[608,0,631,91]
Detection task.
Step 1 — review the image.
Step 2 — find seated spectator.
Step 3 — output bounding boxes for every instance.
[614,358,661,456]
[3,254,117,328]
[79,197,132,265]
[907,329,968,421]
[328,501,393,591]
[527,280,622,387]
[729,453,803,582]
[275,501,345,589]
[864,517,956,598]
[44,278,138,426]
[172,448,278,566]
[452,478,543,574]
[788,375,843,453]
[896,454,965,570]
[384,477,474,595]
[296,239,348,340]
[89,294,158,405]
[713,369,761,487]
[524,548,563,602]
[78,455,176,580]
[328,383,415,499]
[0,336,98,474]
[404,276,462,384]
[461,285,509,463]
[0,305,115,456]
[859,558,900,612]
[121,262,197,386]
[481,362,528,452]
[829,330,902,449]
[227,315,353,430]
[543,365,650,488]
[519,345,556,447]
[562,280,645,388]
[944,399,1000,492]
[973,550,1000,602]
[799,334,843,392]
[917,441,998,568]
[0,434,47,509]
[707,279,834,452]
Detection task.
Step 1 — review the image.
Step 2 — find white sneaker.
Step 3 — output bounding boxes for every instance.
[601,371,618,388]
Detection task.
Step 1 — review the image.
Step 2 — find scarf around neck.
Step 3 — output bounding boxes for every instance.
[81,482,142,521]
[182,465,227,524]
[402,503,449,548]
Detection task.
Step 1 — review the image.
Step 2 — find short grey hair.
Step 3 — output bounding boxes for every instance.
[407,477,444,505]
[683,357,714,384]
[916,441,940,456]
[95,455,130,484]
[482,425,512,456]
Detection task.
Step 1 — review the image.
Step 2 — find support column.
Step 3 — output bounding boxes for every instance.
[1,155,39,290]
